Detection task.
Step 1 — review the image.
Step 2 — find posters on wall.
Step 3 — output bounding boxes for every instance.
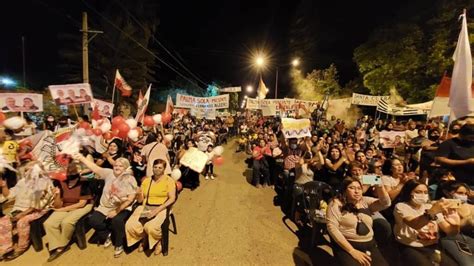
[48,83,94,105]
[92,99,114,117]
[175,93,229,109]
[0,93,43,112]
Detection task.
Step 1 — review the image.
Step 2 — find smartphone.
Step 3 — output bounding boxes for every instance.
[361,175,382,186]
[445,198,462,209]
[456,240,473,256]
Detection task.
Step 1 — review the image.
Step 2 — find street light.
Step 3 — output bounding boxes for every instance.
[256,56,265,67]
[0,77,17,87]
[292,58,300,67]
[246,85,253,93]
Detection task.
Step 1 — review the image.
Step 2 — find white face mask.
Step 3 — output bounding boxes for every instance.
[412,193,429,205]
[453,193,468,203]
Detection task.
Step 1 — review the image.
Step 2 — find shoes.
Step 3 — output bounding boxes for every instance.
[205,175,209,180]
[154,242,162,256]
[138,242,144,253]
[47,246,70,262]
[210,174,215,180]
[104,233,112,248]
[4,249,26,261]
[114,246,124,258]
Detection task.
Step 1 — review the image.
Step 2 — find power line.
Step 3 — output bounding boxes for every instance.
[80,0,204,89]
[112,0,208,86]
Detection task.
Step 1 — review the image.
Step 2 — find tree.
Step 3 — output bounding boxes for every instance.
[291,64,342,100]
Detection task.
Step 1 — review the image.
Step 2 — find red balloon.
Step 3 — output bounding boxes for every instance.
[0,112,5,123]
[161,112,172,125]
[112,116,125,127]
[93,128,102,136]
[79,122,91,130]
[118,123,130,134]
[176,181,183,192]
[143,116,155,126]
[213,156,224,166]
[103,131,114,140]
[111,129,120,137]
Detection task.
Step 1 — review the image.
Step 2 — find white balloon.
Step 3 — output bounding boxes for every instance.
[213,146,224,156]
[125,118,137,129]
[171,168,182,181]
[128,129,139,140]
[153,114,162,124]
[100,123,111,133]
[3,117,25,130]
[164,134,173,142]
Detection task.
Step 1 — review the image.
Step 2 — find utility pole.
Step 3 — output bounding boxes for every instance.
[22,36,26,88]
[82,12,89,83]
[275,67,279,99]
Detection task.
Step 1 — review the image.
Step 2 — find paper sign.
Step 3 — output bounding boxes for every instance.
[0,93,43,112]
[281,118,311,139]
[180,147,208,173]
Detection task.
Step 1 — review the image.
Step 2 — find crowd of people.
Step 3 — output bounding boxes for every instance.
[0,106,473,265]
[237,111,473,266]
[0,112,231,262]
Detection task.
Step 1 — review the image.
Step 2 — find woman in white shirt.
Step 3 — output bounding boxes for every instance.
[393,179,459,265]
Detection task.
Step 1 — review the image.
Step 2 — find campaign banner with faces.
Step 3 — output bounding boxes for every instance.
[379,130,406,149]
[48,83,94,105]
[0,93,43,112]
[92,99,114,117]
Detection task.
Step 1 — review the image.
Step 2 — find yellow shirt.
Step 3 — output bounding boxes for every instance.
[141,175,175,206]
[2,140,19,163]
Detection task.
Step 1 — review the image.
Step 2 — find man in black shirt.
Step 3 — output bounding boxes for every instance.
[435,124,474,187]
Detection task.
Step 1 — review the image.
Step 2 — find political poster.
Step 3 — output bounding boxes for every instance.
[379,130,406,149]
[190,108,216,120]
[261,105,276,116]
[48,83,94,105]
[281,118,311,139]
[92,99,114,117]
[180,147,209,173]
[220,86,241,92]
[246,98,260,109]
[0,93,43,112]
[175,93,229,109]
[351,93,390,106]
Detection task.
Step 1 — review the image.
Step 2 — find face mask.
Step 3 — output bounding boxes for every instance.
[412,193,429,205]
[290,144,297,150]
[47,118,54,122]
[453,193,468,203]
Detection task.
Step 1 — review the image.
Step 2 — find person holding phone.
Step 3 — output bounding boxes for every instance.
[125,159,176,256]
[436,181,473,265]
[393,179,459,265]
[326,177,391,266]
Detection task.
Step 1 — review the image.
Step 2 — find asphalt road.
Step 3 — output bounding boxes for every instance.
[5,141,309,266]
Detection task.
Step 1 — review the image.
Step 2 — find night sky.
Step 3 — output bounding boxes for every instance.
[1,0,412,97]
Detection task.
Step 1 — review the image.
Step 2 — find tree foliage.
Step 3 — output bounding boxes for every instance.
[292,64,343,100]
[354,0,474,103]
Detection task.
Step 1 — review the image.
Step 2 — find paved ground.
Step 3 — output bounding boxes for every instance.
[5,141,324,266]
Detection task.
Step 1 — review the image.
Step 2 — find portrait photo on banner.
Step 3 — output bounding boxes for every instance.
[379,130,406,149]
[92,99,114,117]
[0,93,43,112]
[48,83,94,105]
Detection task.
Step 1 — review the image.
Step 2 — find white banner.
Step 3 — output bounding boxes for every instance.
[175,93,229,109]
[0,93,43,112]
[220,86,241,92]
[190,108,216,120]
[351,93,390,106]
[246,98,260,109]
[92,99,114,117]
[48,83,94,105]
[281,118,311,139]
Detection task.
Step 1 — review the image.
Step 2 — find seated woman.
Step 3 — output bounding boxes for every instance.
[0,162,54,260]
[436,181,473,266]
[382,158,417,201]
[125,159,176,255]
[393,179,459,266]
[252,139,272,188]
[326,177,391,266]
[73,153,137,258]
[43,163,94,262]
[96,139,123,169]
[324,146,349,190]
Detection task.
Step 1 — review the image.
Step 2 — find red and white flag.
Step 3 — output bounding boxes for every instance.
[135,84,151,123]
[449,10,473,120]
[165,95,174,114]
[114,70,132,97]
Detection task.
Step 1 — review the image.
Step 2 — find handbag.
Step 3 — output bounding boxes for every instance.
[356,215,370,236]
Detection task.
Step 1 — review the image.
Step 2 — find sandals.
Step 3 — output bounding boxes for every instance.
[154,242,162,256]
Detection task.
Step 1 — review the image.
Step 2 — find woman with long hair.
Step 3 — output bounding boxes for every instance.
[324,146,349,189]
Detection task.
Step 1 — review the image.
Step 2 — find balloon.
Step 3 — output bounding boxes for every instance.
[128,129,139,140]
[213,146,224,156]
[76,128,86,136]
[164,134,174,142]
[171,168,182,181]
[143,116,154,126]
[176,181,183,192]
[93,128,103,136]
[213,156,224,166]
[92,105,101,120]
[153,114,162,124]
[125,118,137,129]
[3,116,25,130]
[79,121,91,129]
[91,120,98,129]
[103,131,114,140]
[0,112,5,123]
[117,123,130,139]
[111,129,120,137]
[100,122,111,133]
[112,116,125,127]
[161,112,171,124]
[85,129,94,136]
